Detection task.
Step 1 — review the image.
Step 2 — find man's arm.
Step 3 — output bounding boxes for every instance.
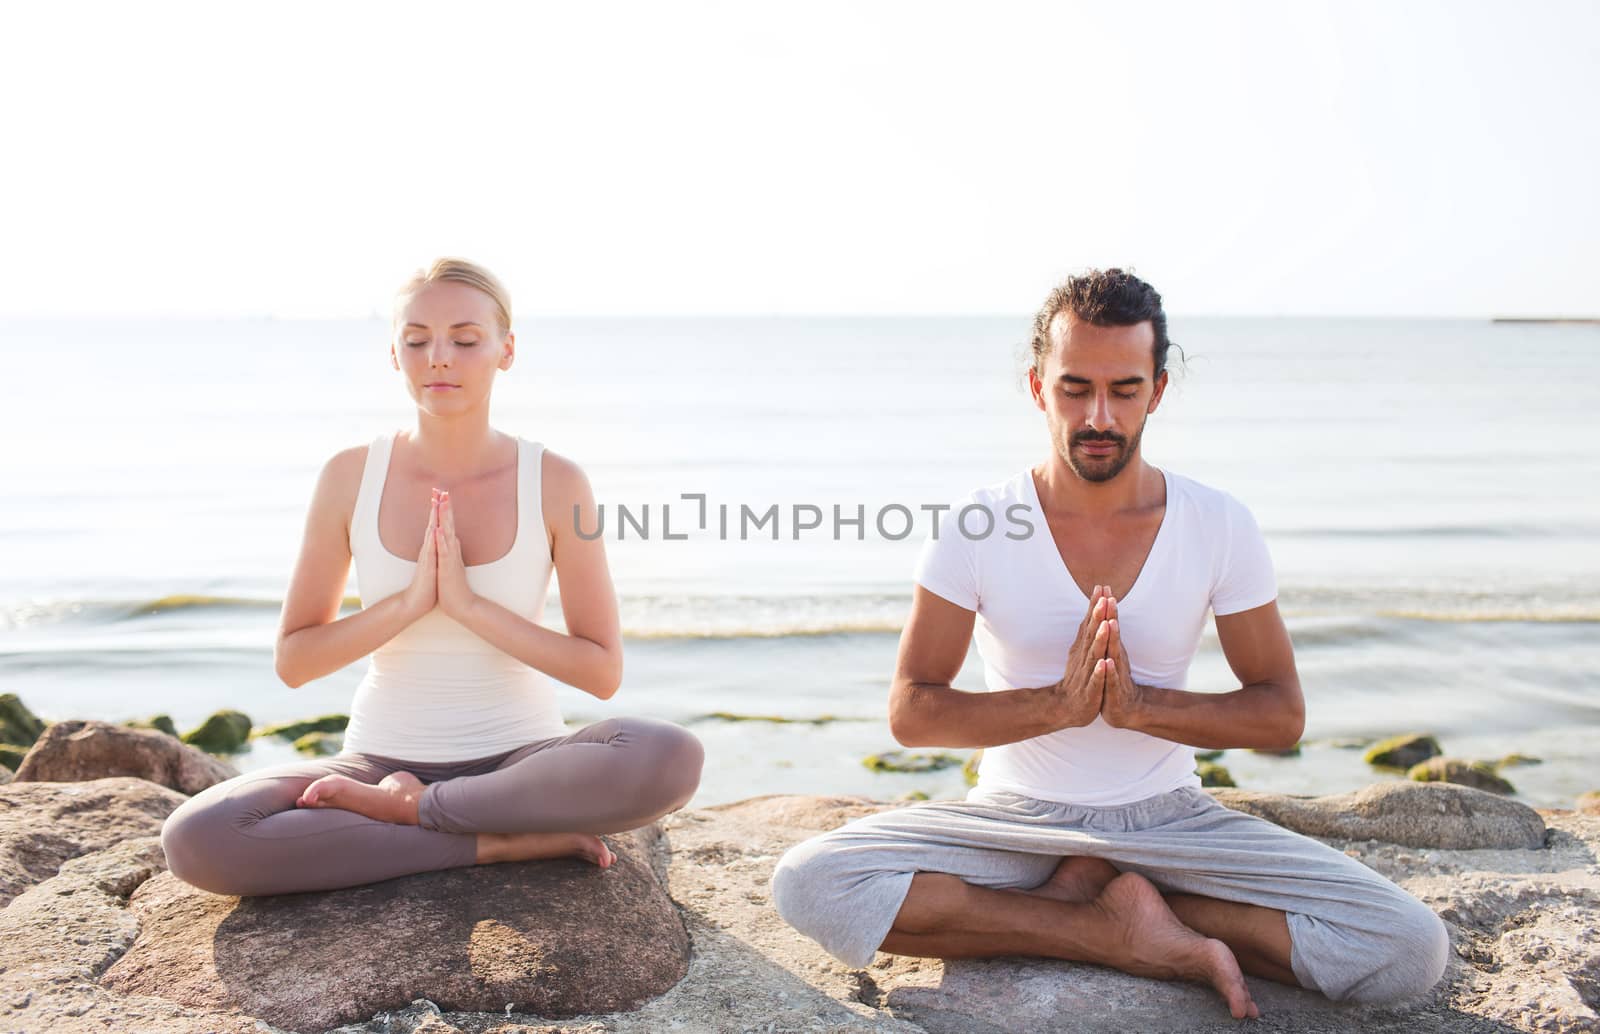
[888,585,1110,748]
[1099,597,1305,751]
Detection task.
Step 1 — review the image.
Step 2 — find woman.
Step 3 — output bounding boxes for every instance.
[160,258,704,896]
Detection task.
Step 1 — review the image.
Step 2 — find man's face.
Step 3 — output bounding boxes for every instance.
[1027,313,1168,483]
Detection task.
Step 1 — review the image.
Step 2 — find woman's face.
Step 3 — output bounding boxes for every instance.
[391,280,513,412]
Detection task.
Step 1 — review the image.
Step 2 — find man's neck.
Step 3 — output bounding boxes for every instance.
[1032,452,1164,521]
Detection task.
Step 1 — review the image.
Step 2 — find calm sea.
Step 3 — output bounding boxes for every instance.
[2,316,1596,806]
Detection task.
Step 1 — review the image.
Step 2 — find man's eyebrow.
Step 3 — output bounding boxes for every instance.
[403,321,484,331]
[1058,374,1147,386]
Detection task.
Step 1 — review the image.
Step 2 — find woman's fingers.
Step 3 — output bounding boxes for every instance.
[420,497,439,565]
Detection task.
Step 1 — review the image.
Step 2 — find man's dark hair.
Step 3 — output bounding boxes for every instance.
[1028,268,1176,379]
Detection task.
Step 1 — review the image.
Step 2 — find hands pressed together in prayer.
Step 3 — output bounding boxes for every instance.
[399,489,479,623]
[1049,584,1147,730]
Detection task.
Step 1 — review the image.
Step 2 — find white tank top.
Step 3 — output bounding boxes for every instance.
[341,429,569,761]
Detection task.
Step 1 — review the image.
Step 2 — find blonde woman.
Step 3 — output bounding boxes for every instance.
[160,259,703,895]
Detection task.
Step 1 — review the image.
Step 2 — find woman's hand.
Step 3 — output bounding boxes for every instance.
[399,495,440,621]
[435,489,480,622]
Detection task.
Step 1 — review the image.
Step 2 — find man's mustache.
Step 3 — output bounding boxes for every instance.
[1071,432,1126,446]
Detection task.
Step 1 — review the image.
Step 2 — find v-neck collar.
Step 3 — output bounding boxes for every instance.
[1023,465,1174,608]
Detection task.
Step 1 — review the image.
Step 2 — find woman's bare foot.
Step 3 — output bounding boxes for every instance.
[476,831,616,868]
[1026,856,1121,903]
[1093,872,1260,1020]
[295,771,425,825]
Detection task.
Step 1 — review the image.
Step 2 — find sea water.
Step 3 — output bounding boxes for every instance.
[1,315,1596,806]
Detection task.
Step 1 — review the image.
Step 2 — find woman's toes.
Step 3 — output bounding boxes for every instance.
[296,775,336,807]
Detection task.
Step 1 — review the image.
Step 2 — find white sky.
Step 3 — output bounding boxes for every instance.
[1,0,1595,318]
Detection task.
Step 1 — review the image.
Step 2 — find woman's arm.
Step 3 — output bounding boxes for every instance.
[455,450,624,699]
[273,447,429,688]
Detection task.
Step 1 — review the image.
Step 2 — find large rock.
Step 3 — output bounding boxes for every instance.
[100,825,689,1030]
[0,835,257,1033]
[0,777,186,907]
[0,787,1596,1032]
[1210,781,1544,849]
[12,719,238,795]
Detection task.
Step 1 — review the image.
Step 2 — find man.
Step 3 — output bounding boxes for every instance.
[770,269,1448,1019]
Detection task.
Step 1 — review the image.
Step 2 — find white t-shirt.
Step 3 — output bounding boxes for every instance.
[913,467,1278,806]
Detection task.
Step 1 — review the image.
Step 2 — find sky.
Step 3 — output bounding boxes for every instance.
[1,0,1595,318]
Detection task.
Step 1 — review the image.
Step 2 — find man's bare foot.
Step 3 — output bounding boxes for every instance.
[1026,856,1121,903]
[1093,872,1260,1020]
[295,771,424,825]
[476,830,616,868]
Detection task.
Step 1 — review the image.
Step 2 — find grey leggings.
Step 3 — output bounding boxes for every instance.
[160,716,703,897]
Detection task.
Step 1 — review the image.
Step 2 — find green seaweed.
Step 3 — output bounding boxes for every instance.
[0,743,28,770]
[124,715,179,738]
[0,693,45,748]
[293,731,343,757]
[1406,757,1514,795]
[254,714,350,741]
[699,712,845,726]
[180,710,253,754]
[1196,761,1236,788]
[962,750,982,787]
[1363,734,1442,771]
[863,750,965,774]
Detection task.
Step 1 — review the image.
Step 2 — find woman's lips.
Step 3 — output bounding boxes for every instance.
[425,384,459,391]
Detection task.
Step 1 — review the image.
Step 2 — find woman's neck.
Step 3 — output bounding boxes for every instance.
[405,412,505,480]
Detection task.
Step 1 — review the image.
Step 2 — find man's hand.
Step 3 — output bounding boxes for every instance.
[1099,596,1148,729]
[1044,585,1113,729]
[434,489,480,622]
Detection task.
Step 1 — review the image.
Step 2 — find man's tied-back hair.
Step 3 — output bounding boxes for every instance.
[1029,268,1176,379]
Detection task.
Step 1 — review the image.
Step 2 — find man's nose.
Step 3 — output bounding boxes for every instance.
[1085,391,1114,431]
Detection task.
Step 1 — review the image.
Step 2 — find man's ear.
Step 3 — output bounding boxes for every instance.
[1027,366,1046,412]
[1147,369,1169,414]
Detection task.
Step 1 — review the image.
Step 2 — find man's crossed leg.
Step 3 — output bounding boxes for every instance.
[771,787,1449,1019]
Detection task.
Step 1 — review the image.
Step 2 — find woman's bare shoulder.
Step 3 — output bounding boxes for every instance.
[540,448,597,506]
[309,443,375,534]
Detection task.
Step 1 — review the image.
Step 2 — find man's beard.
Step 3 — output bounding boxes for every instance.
[1059,421,1145,483]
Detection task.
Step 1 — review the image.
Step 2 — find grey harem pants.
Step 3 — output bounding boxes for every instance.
[770,785,1449,1003]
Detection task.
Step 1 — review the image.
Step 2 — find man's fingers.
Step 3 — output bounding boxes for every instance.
[1078,584,1102,631]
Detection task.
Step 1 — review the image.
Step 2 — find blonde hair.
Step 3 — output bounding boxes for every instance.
[394,257,513,336]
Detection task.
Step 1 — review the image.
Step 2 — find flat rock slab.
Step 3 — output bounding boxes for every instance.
[0,777,186,907]
[100,826,689,1032]
[13,719,237,795]
[1211,781,1547,849]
